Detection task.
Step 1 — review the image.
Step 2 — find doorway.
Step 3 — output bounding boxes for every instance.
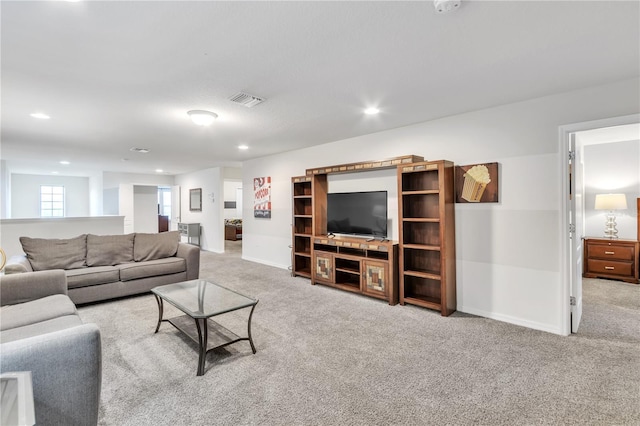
[560,114,640,335]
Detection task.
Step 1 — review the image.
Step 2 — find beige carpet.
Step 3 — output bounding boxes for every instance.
[78,245,640,425]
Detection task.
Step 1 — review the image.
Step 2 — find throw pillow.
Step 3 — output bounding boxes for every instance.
[86,234,135,266]
[20,234,87,271]
[134,231,180,262]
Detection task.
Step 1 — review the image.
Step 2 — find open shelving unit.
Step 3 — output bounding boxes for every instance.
[398,160,456,316]
[291,176,313,278]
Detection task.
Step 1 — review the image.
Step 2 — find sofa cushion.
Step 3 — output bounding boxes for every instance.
[118,257,186,282]
[20,235,87,271]
[0,294,77,331]
[0,314,83,344]
[65,266,120,289]
[86,233,134,266]
[134,231,180,262]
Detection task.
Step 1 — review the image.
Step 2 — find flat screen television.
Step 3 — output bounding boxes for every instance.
[327,191,387,238]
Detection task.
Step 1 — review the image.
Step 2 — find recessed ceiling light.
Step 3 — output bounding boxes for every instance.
[130,147,150,153]
[238,145,249,150]
[364,107,380,115]
[30,113,50,119]
[59,161,70,165]
[187,110,218,126]
[155,169,164,173]
[51,171,59,175]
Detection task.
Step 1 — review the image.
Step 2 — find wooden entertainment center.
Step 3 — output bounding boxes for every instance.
[291,155,457,315]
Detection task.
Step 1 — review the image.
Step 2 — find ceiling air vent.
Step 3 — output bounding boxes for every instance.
[228,92,265,108]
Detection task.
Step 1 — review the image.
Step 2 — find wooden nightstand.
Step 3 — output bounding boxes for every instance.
[583,237,639,284]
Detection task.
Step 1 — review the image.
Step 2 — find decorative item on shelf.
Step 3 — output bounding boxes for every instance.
[595,193,627,239]
[455,162,499,203]
[254,177,271,218]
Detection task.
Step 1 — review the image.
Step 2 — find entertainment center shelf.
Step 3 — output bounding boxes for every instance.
[291,155,456,315]
[313,236,399,304]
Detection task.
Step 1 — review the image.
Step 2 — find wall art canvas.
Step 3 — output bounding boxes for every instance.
[253,177,272,218]
[455,163,499,203]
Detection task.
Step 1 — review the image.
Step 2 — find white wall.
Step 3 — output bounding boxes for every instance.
[223,179,242,219]
[102,171,174,189]
[241,77,640,335]
[133,185,159,233]
[88,172,103,216]
[175,167,224,252]
[583,140,639,239]
[0,160,10,219]
[10,174,90,218]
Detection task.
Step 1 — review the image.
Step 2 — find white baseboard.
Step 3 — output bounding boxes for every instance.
[241,255,289,271]
[458,305,566,336]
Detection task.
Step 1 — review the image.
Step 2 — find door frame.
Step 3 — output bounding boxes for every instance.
[558,113,639,336]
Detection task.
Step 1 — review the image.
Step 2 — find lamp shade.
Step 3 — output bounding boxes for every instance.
[594,193,627,210]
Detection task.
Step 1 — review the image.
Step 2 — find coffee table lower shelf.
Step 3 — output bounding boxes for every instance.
[168,314,254,355]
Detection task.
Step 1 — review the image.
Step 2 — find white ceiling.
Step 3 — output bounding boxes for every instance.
[2,1,639,177]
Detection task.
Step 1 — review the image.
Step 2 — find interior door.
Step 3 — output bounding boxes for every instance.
[170,185,181,231]
[569,134,584,333]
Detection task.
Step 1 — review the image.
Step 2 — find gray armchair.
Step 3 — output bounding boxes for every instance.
[0,270,102,426]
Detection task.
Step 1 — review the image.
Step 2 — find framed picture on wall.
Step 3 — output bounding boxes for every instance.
[455,163,499,203]
[189,188,202,211]
[254,177,271,218]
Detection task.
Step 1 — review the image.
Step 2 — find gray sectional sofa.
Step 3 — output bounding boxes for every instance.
[5,231,200,305]
[0,269,102,426]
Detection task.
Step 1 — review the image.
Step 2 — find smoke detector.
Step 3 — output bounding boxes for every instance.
[228,92,265,108]
[434,0,461,14]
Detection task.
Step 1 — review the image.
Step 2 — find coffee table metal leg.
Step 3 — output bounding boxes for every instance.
[154,295,164,333]
[195,318,208,376]
[247,302,258,354]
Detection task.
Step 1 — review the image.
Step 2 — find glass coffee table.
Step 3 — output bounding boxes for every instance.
[152,280,258,376]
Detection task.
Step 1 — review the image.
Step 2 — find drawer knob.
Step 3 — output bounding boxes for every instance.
[605,266,615,270]
[605,251,615,255]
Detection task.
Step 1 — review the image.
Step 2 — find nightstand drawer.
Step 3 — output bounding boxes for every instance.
[588,244,634,261]
[586,259,633,277]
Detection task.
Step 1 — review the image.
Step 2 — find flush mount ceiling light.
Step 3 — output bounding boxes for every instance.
[364,107,380,115]
[238,145,249,150]
[59,161,70,165]
[30,112,50,119]
[187,110,218,126]
[434,0,461,14]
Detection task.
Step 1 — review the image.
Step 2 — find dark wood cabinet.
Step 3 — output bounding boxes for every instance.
[312,236,398,304]
[583,238,639,284]
[291,176,314,278]
[398,160,456,316]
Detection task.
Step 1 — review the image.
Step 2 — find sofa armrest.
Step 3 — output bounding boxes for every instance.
[0,270,68,307]
[0,323,102,426]
[176,242,200,280]
[4,254,34,274]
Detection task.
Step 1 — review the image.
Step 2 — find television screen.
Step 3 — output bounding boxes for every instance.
[327,191,387,238]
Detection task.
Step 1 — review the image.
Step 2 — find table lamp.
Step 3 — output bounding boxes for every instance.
[594,193,627,239]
